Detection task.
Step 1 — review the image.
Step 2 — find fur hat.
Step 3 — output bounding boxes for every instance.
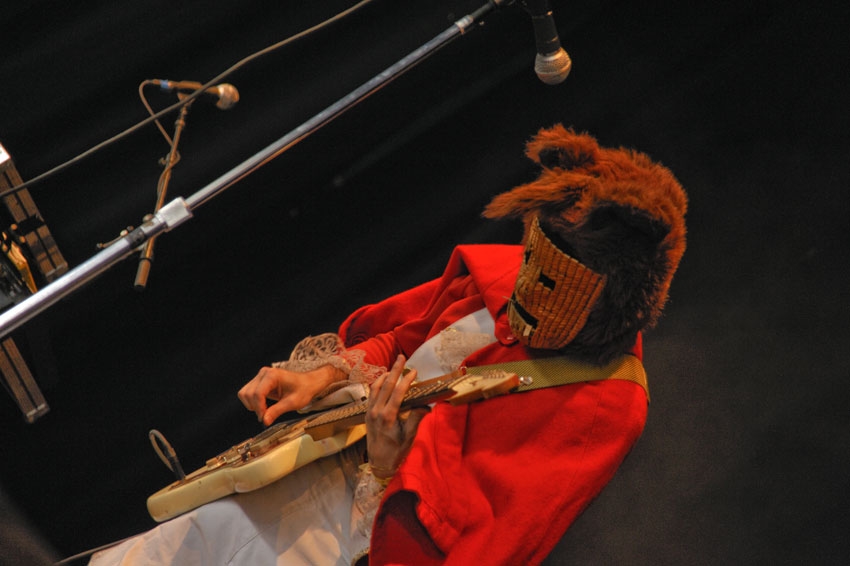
[484,124,687,362]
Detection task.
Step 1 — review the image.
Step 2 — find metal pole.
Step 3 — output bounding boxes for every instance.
[0,1,499,338]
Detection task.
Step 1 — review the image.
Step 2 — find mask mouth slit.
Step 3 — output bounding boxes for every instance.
[509,294,538,329]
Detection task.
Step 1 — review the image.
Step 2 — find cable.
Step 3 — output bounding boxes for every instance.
[53,535,138,565]
[148,429,186,480]
[50,430,185,562]
[0,0,377,200]
[138,80,177,149]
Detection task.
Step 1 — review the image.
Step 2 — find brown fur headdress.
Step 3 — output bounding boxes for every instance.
[484,124,687,362]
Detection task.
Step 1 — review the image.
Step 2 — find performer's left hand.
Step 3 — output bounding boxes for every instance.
[365,355,429,480]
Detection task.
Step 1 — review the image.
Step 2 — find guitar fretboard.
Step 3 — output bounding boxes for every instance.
[304,373,466,430]
[244,373,466,450]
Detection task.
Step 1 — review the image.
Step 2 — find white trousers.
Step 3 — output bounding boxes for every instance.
[90,446,368,566]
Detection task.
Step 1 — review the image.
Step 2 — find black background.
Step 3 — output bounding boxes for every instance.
[1,1,848,564]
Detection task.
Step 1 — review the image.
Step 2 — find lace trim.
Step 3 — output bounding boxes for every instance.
[354,464,388,539]
[434,326,496,373]
[272,333,385,401]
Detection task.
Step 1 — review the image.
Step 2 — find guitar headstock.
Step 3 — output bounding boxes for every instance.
[446,371,520,406]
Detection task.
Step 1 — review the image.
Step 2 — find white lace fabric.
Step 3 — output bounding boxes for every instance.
[272,333,386,401]
[353,464,389,540]
[433,326,496,373]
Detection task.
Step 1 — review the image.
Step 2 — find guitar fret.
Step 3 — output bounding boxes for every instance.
[307,401,367,427]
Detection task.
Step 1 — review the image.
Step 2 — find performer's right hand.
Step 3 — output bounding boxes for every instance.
[238,365,343,426]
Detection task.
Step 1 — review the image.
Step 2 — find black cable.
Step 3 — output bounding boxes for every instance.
[50,429,187,564]
[0,0,377,201]
[53,535,137,565]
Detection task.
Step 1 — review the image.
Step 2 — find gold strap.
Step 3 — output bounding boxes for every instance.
[469,355,649,401]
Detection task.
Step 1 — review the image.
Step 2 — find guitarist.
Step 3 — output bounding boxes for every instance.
[91,125,687,565]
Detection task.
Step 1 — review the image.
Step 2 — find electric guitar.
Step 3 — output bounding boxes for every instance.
[147,370,519,522]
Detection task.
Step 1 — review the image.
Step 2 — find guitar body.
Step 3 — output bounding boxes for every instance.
[148,424,366,522]
[147,371,518,521]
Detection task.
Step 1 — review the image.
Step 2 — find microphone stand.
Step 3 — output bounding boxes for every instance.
[0,0,504,339]
[134,96,192,290]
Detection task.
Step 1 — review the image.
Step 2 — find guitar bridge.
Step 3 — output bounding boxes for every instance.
[203,420,308,470]
[237,442,254,462]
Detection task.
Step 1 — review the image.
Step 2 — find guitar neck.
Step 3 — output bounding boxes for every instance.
[256,369,515,445]
[303,371,466,439]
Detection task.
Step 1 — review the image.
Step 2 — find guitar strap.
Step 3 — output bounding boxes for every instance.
[468,354,649,401]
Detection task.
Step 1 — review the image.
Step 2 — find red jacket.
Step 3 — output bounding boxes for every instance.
[339,245,647,565]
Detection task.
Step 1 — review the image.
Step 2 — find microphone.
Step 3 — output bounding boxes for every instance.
[151,79,240,110]
[520,0,572,85]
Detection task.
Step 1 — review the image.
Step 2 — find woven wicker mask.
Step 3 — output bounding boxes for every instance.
[508,217,606,349]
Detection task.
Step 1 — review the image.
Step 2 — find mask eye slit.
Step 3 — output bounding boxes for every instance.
[538,272,556,290]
